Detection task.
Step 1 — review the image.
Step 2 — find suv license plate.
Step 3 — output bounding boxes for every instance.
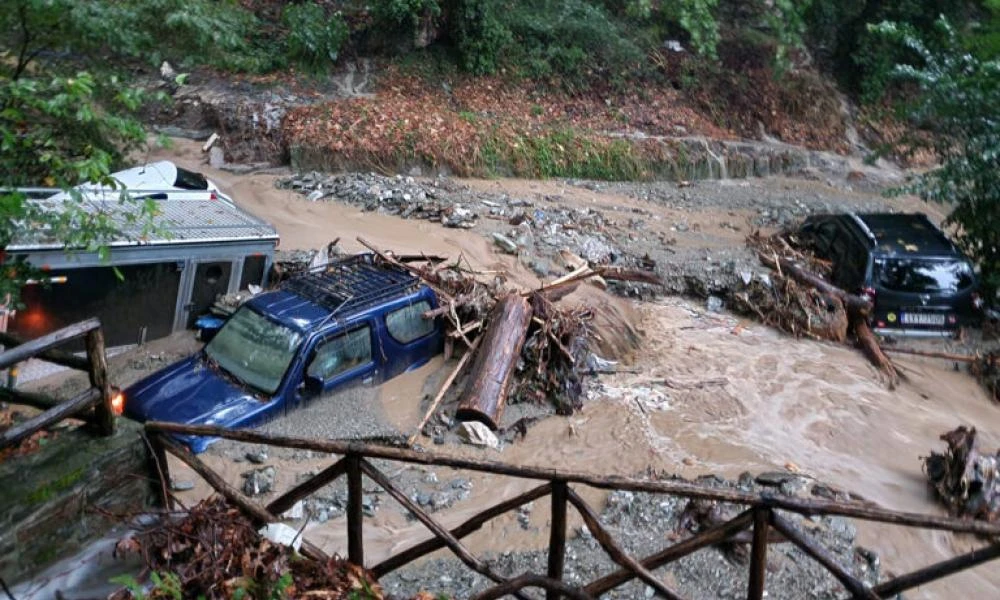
[900,312,946,326]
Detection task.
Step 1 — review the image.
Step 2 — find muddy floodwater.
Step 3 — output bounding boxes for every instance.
[148,140,1000,599]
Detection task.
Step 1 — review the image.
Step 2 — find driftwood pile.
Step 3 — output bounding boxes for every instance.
[111,497,386,599]
[735,230,898,386]
[923,426,1000,521]
[352,238,655,437]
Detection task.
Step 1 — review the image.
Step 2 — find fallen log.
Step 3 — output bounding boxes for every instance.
[883,347,980,364]
[853,316,898,386]
[600,266,663,285]
[456,294,533,430]
[758,254,872,317]
[408,336,482,446]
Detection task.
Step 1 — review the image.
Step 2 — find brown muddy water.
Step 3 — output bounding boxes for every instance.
[149,140,1000,598]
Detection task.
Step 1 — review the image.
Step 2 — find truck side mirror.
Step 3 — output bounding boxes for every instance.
[303,374,323,396]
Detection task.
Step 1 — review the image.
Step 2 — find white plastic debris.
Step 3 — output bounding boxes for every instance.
[259,522,303,552]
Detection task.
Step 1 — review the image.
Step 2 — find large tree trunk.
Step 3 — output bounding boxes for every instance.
[456,294,533,430]
[853,316,898,387]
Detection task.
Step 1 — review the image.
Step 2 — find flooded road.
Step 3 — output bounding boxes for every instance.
[147,140,1000,598]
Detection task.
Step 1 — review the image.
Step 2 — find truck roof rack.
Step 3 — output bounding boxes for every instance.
[281,253,420,317]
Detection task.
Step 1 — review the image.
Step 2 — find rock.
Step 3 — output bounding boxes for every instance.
[242,466,276,496]
[245,450,268,465]
[492,232,518,254]
[170,479,195,492]
[458,421,499,449]
[755,471,798,487]
[827,516,857,542]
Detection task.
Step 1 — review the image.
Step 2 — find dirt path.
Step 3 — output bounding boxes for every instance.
[140,139,1000,598]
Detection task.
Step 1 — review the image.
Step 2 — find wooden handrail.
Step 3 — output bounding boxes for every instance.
[144,421,1000,537]
[0,387,100,449]
[0,318,98,371]
[871,542,1000,598]
[357,457,531,600]
[143,422,1000,598]
[583,509,755,596]
[770,512,878,599]
[372,483,553,577]
[0,331,91,371]
[566,487,682,600]
[266,457,348,516]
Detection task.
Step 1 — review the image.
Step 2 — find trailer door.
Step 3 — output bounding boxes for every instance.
[186,261,233,328]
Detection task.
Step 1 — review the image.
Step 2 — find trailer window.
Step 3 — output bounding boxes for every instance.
[308,326,372,380]
[205,307,302,394]
[386,301,434,344]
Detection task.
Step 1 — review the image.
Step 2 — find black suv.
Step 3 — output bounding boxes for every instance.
[798,213,982,335]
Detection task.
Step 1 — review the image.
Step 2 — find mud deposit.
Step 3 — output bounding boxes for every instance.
[24,139,995,598]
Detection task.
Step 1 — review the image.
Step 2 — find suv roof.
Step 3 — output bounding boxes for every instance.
[852,213,962,257]
[246,254,424,331]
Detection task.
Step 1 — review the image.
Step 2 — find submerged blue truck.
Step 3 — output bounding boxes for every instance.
[123,253,443,452]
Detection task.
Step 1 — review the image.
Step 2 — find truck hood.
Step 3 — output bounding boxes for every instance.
[124,354,276,451]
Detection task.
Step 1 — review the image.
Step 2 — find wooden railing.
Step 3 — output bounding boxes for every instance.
[145,421,1000,600]
[0,318,116,449]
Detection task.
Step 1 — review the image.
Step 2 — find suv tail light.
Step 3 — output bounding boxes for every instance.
[972,292,984,310]
[861,287,877,303]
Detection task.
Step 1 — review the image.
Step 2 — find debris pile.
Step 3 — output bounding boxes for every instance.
[353,239,649,438]
[359,240,611,435]
[971,352,1000,403]
[923,426,1000,521]
[276,172,477,227]
[111,497,387,599]
[733,229,897,385]
[275,172,659,294]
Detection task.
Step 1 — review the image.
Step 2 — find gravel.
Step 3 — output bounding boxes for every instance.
[276,171,903,303]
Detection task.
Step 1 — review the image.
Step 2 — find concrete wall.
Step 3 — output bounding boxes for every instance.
[0,419,158,584]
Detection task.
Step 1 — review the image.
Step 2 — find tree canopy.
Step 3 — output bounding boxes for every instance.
[874,17,1000,297]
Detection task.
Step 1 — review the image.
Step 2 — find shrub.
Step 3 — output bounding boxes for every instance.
[282,3,350,71]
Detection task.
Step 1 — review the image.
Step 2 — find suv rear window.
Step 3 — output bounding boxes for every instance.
[386,301,434,344]
[874,258,975,294]
[174,167,209,190]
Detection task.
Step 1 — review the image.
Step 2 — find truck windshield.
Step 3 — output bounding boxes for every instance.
[875,258,975,294]
[205,307,303,394]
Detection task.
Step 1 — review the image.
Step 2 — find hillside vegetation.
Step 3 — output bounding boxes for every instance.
[1,0,999,292]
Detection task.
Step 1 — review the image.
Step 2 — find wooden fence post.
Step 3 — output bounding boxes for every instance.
[347,453,364,567]
[747,507,770,600]
[84,327,115,435]
[547,480,568,600]
[147,433,173,510]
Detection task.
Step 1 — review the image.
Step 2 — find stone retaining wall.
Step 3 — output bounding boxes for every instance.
[0,420,158,584]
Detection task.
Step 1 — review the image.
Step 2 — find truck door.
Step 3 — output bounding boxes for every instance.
[186,261,233,328]
[381,298,442,380]
[303,321,379,396]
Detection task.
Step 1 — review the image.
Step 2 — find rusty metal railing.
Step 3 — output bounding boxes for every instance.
[145,421,1000,599]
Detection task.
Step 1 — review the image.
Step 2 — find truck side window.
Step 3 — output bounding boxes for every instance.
[307,326,372,380]
[386,300,434,344]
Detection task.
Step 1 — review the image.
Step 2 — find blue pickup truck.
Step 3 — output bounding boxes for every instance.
[123,254,443,452]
